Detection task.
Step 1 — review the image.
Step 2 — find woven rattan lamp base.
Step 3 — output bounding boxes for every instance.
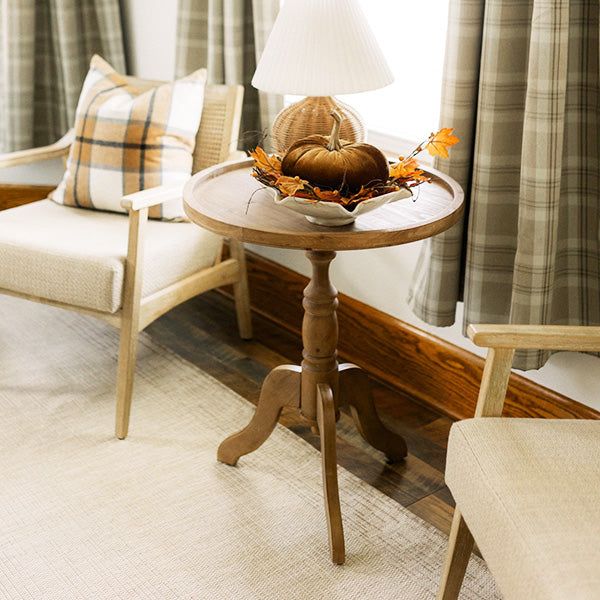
[271,96,366,155]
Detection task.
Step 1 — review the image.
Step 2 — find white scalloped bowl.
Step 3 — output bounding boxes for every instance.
[266,187,413,227]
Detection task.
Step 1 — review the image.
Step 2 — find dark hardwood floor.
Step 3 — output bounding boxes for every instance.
[146,290,456,535]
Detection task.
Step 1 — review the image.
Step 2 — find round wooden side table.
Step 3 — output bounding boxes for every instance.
[184,158,464,565]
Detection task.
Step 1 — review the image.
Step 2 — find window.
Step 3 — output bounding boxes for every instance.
[283,0,450,153]
[341,0,450,145]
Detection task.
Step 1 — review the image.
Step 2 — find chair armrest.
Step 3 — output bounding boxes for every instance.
[122,153,246,211]
[121,183,184,211]
[0,129,74,169]
[468,324,600,352]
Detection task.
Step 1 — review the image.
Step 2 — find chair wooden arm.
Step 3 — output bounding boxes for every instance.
[121,183,184,211]
[121,148,245,212]
[0,130,74,169]
[468,324,600,352]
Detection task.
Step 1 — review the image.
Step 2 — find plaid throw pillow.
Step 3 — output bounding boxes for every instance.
[50,55,206,220]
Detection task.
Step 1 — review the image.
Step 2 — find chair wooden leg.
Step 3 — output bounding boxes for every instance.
[115,207,146,440]
[437,508,475,600]
[115,321,140,440]
[229,239,252,340]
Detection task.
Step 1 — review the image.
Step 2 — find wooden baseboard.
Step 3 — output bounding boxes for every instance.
[235,250,599,421]
[0,184,54,211]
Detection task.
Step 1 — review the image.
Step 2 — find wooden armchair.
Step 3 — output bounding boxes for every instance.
[438,324,600,600]
[0,80,252,440]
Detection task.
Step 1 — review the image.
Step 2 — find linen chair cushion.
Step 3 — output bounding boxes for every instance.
[446,418,600,600]
[50,55,206,220]
[0,200,221,314]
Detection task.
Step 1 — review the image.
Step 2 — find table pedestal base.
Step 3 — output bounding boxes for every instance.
[217,251,408,565]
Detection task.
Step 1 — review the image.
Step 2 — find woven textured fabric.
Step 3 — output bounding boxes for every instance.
[0,200,221,313]
[0,295,499,599]
[176,0,282,150]
[447,418,600,600]
[408,0,600,369]
[50,55,207,220]
[0,0,125,153]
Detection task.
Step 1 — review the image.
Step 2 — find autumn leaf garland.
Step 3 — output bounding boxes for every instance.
[250,127,459,208]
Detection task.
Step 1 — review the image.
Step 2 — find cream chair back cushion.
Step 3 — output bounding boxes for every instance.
[125,77,244,175]
[50,56,207,220]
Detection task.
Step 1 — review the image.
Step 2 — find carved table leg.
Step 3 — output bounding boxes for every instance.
[317,383,345,565]
[216,249,407,564]
[300,251,339,422]
[217,365,301,465]
[339,363,408,462]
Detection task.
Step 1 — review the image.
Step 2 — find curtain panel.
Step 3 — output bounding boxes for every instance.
[409,0,600,369]
[0,0,125,153]
[176,0,282,150]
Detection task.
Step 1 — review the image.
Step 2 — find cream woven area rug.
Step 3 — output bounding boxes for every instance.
[0,296,500,599]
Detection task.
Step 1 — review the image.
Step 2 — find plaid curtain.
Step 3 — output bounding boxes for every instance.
[0,0,125,153]
[409,0,600,370]
[175,0,282,150]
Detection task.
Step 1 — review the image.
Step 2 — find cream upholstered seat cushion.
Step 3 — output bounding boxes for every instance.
[0,200,221,314]
[446,418,600,600]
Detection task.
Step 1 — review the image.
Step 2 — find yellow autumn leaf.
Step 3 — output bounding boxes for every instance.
[249,146,282,175]
[389,157,422,179]
[276,175,306,196]
[425,128,460,159]
[389,158,429,186]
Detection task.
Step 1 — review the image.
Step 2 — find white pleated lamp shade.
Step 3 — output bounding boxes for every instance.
[252,0,394,96]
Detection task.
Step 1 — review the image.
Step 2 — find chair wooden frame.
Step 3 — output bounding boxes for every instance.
[0,81,252,440]
[438,324,600,600]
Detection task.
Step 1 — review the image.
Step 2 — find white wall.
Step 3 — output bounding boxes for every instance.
[9,0,597,411]
[0,160,64,185]
[252,243,600,411]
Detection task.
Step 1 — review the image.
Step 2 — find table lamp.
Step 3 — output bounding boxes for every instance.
[252,0,394,155]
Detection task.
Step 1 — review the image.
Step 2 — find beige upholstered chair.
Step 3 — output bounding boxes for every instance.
[0,80,251,440]
[438,324,600,600]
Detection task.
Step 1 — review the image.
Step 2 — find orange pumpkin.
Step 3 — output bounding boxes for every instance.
[281,111,389,193]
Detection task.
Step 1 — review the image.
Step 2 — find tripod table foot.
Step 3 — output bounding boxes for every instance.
[217,365,301,466]
[339,363,408,462]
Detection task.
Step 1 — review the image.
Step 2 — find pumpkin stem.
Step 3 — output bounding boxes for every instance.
[327,110,344,151]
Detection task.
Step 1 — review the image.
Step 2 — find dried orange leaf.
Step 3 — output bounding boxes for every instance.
[425,128,460,159]
[390,157,418,179]
[390,158,429,185]
[350,186,378,201]
[249,146,282,175]
[313,187,343,203]
[276,175,306,196]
